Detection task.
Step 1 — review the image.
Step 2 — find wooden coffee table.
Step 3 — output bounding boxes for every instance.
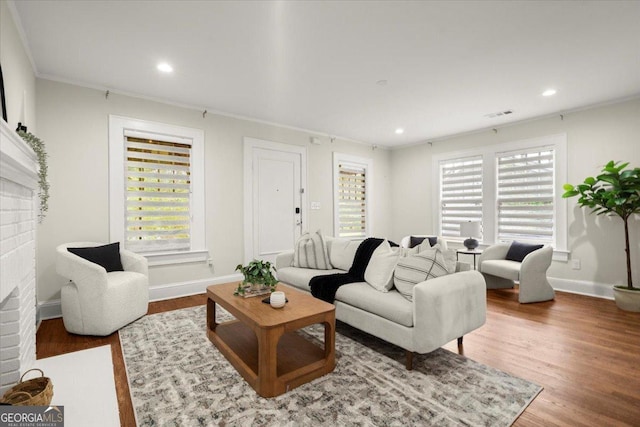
[206,282,336,398]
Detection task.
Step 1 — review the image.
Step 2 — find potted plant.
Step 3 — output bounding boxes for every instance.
[562,161,640,311]
[234,259,278,296]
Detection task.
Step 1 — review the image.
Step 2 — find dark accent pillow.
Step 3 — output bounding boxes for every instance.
[388,240,399,248]
[409,236,426,248]
[409,236,438,248]
[505,241,543,263]
[68,242,124,272]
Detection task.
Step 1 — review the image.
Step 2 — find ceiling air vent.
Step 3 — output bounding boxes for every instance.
[484,110,513,118]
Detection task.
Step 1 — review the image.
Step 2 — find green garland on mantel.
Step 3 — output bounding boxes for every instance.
[18,130,49,222]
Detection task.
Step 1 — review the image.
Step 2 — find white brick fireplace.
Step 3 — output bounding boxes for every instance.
[0,120,38,395]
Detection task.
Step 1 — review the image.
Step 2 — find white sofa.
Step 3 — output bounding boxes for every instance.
[275,236,487,369]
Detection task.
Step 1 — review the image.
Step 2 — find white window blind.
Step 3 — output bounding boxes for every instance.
[337,162,367,239]
[496,147,555,244]
[125,136,192,253]
[439,156,483,239]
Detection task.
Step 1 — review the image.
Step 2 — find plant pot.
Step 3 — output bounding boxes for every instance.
[613,287,640,312]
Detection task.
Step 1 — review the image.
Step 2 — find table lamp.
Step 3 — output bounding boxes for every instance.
[460,221,481,250]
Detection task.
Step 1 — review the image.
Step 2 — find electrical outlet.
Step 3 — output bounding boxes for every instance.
[571,259,581,270]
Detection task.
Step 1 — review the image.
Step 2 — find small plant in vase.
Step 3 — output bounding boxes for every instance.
[234,259,278,297]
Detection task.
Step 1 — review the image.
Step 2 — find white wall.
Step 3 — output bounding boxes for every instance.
[390,98,640,294]
[0,1,36,133]
[35,79,391,304]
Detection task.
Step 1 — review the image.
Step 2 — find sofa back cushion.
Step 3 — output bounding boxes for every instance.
[293,230,332,270]
[393,249,450,301]
[328,238,360,271]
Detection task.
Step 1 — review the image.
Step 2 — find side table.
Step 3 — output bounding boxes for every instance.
[456,249,483,270]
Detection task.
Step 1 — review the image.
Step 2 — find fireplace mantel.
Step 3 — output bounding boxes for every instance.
[0,119,38,303]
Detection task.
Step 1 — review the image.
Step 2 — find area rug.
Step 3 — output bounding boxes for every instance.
[120,306,541,426]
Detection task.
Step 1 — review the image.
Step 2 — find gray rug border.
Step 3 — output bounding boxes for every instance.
[120,305,543,426]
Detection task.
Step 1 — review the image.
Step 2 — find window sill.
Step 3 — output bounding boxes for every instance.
[144,249,209,267]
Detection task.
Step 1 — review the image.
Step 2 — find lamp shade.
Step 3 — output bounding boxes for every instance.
[460,221,481,238]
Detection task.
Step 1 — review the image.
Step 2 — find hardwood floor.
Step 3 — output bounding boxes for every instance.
[36,290,640,427]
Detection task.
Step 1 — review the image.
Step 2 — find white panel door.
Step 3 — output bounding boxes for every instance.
[249,146,303,263]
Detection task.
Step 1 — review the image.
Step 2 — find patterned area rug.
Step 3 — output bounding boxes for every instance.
[120,305,541,426]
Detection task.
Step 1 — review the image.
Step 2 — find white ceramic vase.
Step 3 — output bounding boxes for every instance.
[270,291,286,308]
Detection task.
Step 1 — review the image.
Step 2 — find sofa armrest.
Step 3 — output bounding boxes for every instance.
[56,245,108,289]
[521,246,553,275]
[275,250,294,270]
[478,244,510,271]
[412,270,486,353]
[120,249,149,276]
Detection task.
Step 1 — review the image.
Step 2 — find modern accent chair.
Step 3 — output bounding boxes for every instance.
[56,242,149,336]
[478,243,554,303]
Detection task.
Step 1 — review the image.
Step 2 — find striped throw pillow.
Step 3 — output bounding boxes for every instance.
[393,249,449,301]
[293,230,332,270]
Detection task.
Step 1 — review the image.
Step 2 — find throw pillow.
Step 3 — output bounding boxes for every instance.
[67,242,124,272]
[408,236,438,249]
[505,241,543,263]
[393,249,450,301]
[431,244,457,273]
[409,236,426,248]
[293,230,332,270]
[329,238,360,271]
[364,240,399,292]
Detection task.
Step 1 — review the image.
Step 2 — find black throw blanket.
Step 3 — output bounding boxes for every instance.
[309,238,383,303]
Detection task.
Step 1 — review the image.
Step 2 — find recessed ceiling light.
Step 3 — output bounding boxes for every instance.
[542,89,557,97]
[157,62,173,73]
[395,128,404,135]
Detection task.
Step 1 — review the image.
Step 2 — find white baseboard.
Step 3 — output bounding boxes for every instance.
[38,299,63,321]
[549,277,614,300]
[37,273,614,321]
[148,273,243,301]
[37,273,244,320]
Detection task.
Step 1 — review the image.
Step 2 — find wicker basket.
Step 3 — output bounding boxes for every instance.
[0,368,53,406]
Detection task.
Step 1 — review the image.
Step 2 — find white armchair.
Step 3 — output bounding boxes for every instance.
[478,244,554,303]
[56,242,149,336]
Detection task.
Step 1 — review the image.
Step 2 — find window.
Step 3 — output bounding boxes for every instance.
[496,147,555,244]
[433,134,568,259]
[439,156,483,239]
[109,116,206,265]
[124,136,192,252]
[333,153,373,239]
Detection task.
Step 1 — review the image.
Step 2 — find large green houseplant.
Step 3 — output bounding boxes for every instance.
[562,161,640,311]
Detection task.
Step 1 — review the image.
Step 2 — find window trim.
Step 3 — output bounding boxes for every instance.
[108,115,207,265]
[333,152,373,239]
[432,133,568,261]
